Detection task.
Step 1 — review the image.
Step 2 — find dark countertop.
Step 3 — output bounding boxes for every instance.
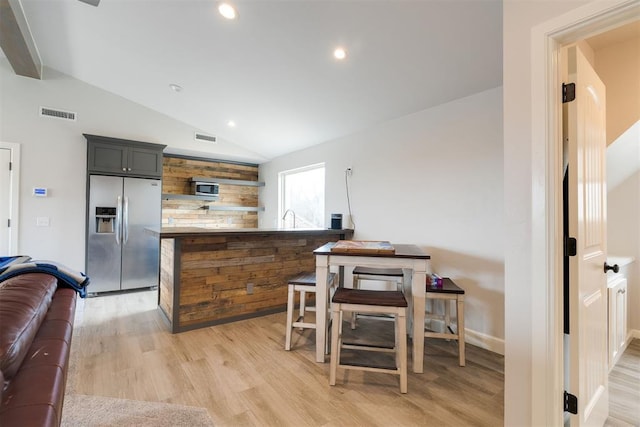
[146,227,354,239]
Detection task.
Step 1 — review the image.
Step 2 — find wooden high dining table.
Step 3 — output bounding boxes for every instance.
[313,242,431,373]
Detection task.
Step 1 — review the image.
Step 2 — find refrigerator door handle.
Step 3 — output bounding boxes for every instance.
[123,196,129,245]
[115,196,122,245]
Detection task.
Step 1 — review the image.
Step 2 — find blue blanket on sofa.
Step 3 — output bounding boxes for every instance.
[0,259,90,298]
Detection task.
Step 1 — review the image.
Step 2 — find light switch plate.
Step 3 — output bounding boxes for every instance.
[36,217,50,227]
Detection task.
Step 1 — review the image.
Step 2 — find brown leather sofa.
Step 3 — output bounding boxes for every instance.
[0,273,78,426]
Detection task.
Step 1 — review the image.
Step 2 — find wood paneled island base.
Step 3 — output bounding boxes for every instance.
[152,227,353,333]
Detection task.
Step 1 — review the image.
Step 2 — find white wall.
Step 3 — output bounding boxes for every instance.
[260,87,505,350]
[593,35,640,145]
[0,59,261,270]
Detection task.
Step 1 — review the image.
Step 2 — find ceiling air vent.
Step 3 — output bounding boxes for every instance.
[40,107,77,122]
[194,132,217,143]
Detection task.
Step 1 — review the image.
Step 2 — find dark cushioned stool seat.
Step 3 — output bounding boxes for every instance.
[332,288,407,307]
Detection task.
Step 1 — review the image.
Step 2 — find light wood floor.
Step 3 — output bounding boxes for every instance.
[606,338,640,426]
[68,290,504,426]
[68,290,640,426]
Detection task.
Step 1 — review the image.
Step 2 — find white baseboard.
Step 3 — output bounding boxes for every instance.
[464,328,504,356]
[629,329,640,340]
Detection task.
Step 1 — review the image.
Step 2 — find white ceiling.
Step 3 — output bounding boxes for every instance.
[17,0,503,162]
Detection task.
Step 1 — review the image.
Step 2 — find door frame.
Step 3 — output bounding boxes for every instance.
[530,1,640,425]
[0,142,21,254]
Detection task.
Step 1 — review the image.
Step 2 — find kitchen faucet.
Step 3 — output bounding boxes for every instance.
[282,209,296,228]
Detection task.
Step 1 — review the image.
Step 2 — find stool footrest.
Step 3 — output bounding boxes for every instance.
[424,331,458,340]
[342,342,395,353]
[293,321,316,329]
[339,362,400,374]
[355,313,394,320]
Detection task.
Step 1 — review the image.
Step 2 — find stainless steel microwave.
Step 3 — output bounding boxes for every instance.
[192,181,219,198]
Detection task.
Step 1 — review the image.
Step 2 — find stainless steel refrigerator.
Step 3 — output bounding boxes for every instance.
[87,175,161,293]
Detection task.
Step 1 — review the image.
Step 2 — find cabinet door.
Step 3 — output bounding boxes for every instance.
[608,277,628,368]
[614,280,627,358]
[88,141,128,174]
[127,146,163,177]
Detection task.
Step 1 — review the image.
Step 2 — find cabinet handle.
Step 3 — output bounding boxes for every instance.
[128,168,131,171]
[122,167,126,171]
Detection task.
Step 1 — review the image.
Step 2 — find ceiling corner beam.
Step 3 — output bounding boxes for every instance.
[0,0,42,79]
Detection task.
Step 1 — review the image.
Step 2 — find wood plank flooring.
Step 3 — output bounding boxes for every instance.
[68,290,640,426]
[606,338,640,426]
[68,290,503,426]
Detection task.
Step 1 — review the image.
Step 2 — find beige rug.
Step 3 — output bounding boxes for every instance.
[61,394,214,427]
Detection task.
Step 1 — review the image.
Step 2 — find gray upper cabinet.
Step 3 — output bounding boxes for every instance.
[85,134,166,178]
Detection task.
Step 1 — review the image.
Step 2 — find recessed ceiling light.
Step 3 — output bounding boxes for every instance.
[334,47,347,60]
[169,83,183,92]
[218,3,237,19]
[227,120,236,128]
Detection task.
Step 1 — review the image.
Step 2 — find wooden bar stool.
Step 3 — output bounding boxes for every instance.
[425,277,465,366]
[329,287,408,393]
[351,266,404,329]
[285,271,337,352]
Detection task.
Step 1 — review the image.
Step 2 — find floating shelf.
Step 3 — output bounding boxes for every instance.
[207,206,264,212]
[162,193,219,202]
[190,177,265,187]
[162,193,264,212]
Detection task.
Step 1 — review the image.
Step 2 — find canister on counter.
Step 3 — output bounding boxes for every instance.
[330,213,342,229]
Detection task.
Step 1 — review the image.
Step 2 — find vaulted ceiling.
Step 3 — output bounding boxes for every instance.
[2,0,503,162]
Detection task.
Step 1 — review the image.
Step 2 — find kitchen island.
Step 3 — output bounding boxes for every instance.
[149,227,353,333]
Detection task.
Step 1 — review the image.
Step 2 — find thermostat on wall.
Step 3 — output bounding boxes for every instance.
[33,187,48,197]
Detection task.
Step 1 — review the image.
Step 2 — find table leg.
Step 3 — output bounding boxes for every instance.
[403,269,413,338]
[315,256,329,363]
[457,296,465,367]
[411,268,426,373]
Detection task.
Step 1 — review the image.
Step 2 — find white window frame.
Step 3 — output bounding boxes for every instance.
[278,163,325,229]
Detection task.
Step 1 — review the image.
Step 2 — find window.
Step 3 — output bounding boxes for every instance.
[279,163,325,228]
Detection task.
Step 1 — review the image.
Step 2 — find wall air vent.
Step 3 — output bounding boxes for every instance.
[194,132,217,143]
[40,107,77,122]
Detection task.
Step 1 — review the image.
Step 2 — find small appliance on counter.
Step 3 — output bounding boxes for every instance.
[331,213,343,229]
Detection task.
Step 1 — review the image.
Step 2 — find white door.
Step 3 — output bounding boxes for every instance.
[565,44,609,426]
[0,148,11,254]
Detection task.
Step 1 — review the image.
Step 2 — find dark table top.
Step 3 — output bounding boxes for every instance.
[313,242,430,259]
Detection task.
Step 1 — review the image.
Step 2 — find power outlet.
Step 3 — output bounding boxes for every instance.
[246,283,254,294]
[36,217,50,227]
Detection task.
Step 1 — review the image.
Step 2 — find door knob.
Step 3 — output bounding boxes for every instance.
[604,262,619,273]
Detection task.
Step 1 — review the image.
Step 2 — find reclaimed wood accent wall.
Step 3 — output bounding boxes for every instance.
[165,233,336,331]
[162,156,260,229]
[159,239,175,324]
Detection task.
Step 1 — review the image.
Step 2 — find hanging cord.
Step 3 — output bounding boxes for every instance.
[345,168,355,230]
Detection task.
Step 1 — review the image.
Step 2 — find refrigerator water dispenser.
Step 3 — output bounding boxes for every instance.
[95,207,116,233]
